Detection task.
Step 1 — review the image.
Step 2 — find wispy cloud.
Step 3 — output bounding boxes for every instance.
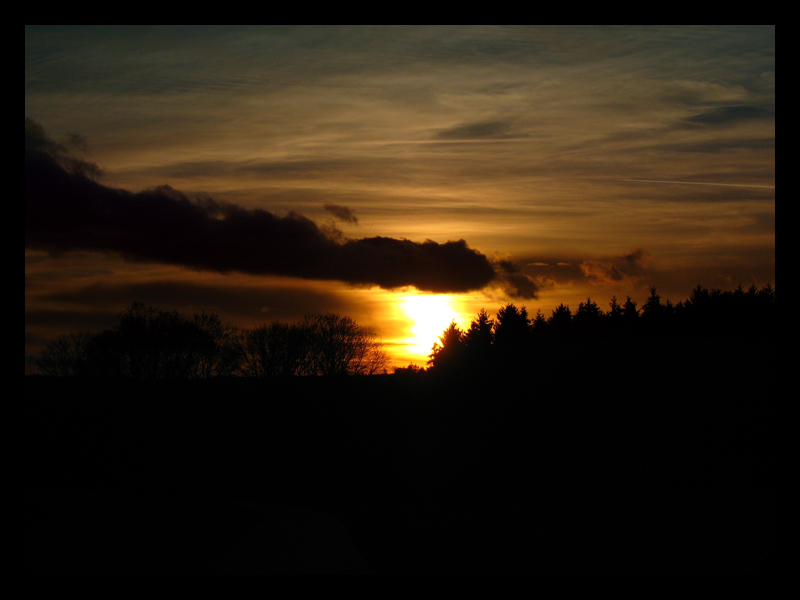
[434,119,520,141]
[622,179,775,189]
[492,259,540,299]
[323,203,359,224]
[684,104,774,127]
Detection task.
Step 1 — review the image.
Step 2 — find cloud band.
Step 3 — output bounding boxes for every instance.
[25,119,496,294]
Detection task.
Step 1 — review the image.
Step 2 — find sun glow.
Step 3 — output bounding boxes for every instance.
[400,293,463,363]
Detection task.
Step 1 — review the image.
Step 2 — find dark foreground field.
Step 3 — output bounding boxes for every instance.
[26,342,774,579]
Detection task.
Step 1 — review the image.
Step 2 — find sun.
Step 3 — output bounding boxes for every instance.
[400,293,461,360]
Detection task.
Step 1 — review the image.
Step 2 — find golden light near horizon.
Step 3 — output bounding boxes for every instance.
[399,293,467,363]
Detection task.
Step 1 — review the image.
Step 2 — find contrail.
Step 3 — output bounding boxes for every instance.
[623,179,774,189]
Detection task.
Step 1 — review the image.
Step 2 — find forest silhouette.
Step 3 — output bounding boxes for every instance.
[34,283,775,380]
[426,283,775,374]
[35,303,389,379]
[26,284,775,578]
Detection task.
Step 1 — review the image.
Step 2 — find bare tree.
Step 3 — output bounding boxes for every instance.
[346,324,390,375]
[36,305,390,379]
[35,331,93,377]
[301,314,388,376]
[187,312,241,378]
[240,322,308,377]
[36,304,242,379]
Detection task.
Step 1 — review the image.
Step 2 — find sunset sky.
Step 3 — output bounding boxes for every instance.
[25,26,775,370]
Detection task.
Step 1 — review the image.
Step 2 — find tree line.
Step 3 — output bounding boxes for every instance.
[425,284,776,373]
[35,303,388,379]
[34,283,775,379]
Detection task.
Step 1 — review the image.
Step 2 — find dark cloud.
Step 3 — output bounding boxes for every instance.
[579,249,652,287]
[492,259,540,299]
[524,249,652,289]
[620,248,650,270]
[579,260,626,286]
[25,119,496,294]
[685,104,774,127]
[25,117,104,180]
[435,119,518,141]
[323,203,359,224]
[67,132,90,152]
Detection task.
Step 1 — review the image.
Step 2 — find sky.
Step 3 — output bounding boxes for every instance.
[25,25,775,370]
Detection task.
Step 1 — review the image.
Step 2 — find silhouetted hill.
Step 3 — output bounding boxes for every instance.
[25,339,774,578]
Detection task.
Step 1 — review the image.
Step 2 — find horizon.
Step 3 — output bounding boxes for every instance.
[25,26,775,370]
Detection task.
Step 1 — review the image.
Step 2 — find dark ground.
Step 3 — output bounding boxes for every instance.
[25,341,774,579]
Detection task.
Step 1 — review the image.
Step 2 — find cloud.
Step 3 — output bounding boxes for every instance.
[573,248,653,288]
[579,260,626,286]
[67,132,91,153]
[25,117,104,180]
[522,249,651,290]
[323,203,359,224]
[492,259,540,299]
[684,104,774,127]
[25,119,496,294]
[579,250,650,287]
[660,136,775,154]
[435,119,518,141]
[620,248,650,270]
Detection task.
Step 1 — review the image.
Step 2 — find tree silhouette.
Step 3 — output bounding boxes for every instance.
[463,308,494,366]
[641,286,676,338]
[493,303,530,349]
[188,312,241,378]
[604,296,624,339]
[607,296,622,318]
[115,303,244,379]
[393,363,424,375]
[36,303,240,380]
[574,297,603,340]
[641,286,659,314]
[527,308,547,346]
[35,304,391,379]
[111,303,196,379]
[618,296,640,339]
[240,322,308,377]
[547,303,572,338]
[428,320,465,372]
[34,283,775,380]
[301,313,388,376]
[35,331,93,377]
[622,296,639,319]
